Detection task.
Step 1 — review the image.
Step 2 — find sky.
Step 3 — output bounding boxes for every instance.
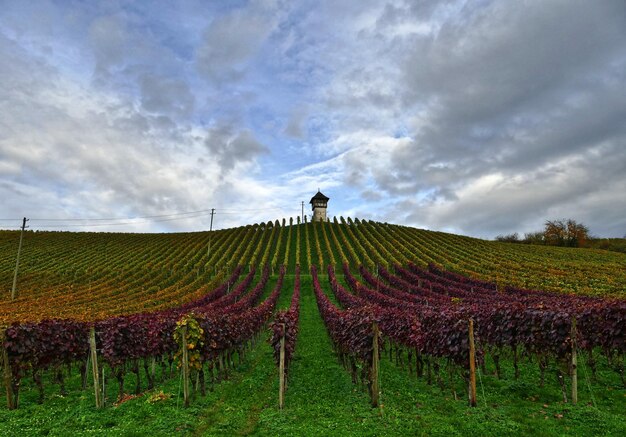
[1,0,625,238]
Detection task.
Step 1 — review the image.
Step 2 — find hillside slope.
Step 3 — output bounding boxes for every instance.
[1,218,624,323]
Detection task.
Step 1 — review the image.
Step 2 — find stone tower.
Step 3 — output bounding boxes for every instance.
[309,190,329,222]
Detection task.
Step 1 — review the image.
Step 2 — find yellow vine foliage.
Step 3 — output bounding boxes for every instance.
[173,313,204,371]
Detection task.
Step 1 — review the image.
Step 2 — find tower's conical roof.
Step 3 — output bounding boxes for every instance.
[309,191,329,204]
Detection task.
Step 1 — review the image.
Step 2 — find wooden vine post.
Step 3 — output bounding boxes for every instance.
[468,319,477,407]
[278,323,286,410]
[371,322,380,407]
[89,327,103,408]
[1,328,16,410]
[102,366,106,407]
[181,325,190,407]
[571,318,578,405]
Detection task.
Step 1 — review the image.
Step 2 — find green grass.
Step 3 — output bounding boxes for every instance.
[1,274,625,436]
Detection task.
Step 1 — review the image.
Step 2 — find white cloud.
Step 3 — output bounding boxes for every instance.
[0,29,278,232]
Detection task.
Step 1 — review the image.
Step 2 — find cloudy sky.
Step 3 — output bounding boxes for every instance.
[1,0,625,238]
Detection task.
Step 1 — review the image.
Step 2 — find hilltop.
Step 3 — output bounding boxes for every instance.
[1,218,624,323]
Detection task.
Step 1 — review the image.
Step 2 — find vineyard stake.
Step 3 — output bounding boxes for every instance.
[89,327,103,408]
[181,326,190,407]
[371,322,380,407]
[151,357,156,384]
[1,329,16,409]
[279,324,286,410]
[468,319,477,407]
[571,318,578,405]
[102,366,106,407]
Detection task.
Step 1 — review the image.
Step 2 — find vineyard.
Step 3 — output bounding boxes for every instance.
[0,218,625,435]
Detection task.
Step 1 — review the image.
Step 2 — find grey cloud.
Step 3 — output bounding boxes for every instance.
[140,74,195,117]
[402,1,626,113]
[342,151,363,183]
[325,66,400,112]
[196,6,279,83]
[361,190,382,202]
[376,0,455,30]
[284,106,308,138]
[399,1,626,146]
[390,1,625,132]
[204,123,268,171]
[0,33,58,99]
[326,0,626,236]
[86,11,196,124]
[87,12,175,80]
[401,142,626,238]
[88,15,132,78]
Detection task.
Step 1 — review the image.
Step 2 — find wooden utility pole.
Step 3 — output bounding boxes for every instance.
[207,208,215,258]
[571,318,578,405]
[468,319,477,407]
[11,217,28,300]
[301,201,304,223]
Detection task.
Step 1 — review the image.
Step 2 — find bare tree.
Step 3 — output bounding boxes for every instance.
[543,219,589,247]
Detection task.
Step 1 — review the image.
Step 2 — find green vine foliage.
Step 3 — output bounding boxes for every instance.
[173,313,204,371]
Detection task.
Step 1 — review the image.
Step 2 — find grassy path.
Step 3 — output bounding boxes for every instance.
[190,275,295,435]
[253,275,380,435]
[190,274,376,435]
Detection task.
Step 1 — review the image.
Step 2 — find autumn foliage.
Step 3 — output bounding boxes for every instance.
[544,219,590,247]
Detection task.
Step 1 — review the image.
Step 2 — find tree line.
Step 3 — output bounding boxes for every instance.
[496,220,626,253]
[495,219,590,248]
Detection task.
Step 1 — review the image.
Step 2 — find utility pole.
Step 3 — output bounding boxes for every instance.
[301,201,304,223]
[11,217,28,300]
[207,208,215,258]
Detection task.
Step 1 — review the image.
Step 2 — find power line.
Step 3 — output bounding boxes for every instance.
[0,211,211,222]
[29,209,217,221]
[1,206,297,223]
[30,212,216,228]
[213,207,293,213]
[214,211,286,215]
[0,204,304,231]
